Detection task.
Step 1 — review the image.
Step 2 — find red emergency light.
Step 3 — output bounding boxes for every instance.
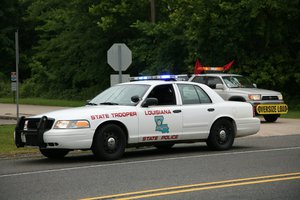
[194,59,234,74]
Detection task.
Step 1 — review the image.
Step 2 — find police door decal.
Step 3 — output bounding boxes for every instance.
[154,116,169,133]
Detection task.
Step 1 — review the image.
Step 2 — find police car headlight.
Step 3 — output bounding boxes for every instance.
[54,120,90,129]
[278,95,283,100]
[248,94,261,101]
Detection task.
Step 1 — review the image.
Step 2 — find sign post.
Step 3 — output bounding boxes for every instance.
[107,43,132,83]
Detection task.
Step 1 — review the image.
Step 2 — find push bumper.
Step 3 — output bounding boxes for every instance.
[15,116,52,148]
[15,116,94,149]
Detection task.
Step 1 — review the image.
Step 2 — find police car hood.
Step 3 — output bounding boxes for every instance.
[32,105,135,120]
[229,87,281,95]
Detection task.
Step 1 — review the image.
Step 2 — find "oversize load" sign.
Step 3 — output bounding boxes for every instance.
[256,104,288,114]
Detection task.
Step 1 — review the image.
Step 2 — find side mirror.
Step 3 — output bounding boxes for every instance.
[142,98,158,107]
[131,95,140,103]
[215,84,224,90]
[253,83,257,88]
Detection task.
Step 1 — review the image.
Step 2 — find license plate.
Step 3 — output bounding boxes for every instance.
[256,104,288,114]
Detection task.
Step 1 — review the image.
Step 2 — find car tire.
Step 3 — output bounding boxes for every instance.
[39,148,69,159]
[263,114,279,123]
[92,124,126,161]
[155,143,175,151]
[206,119,235,150]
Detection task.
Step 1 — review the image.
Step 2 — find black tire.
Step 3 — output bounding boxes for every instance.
[39,148,69,159]
[206,119,235,150]
[263,114,279,123]
[92,124,126,161]
[155,143,175,151]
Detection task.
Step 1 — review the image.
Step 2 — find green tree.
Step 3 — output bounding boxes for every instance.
[24,0,113,99]
[2,0,298,100]
[0,0,19,77]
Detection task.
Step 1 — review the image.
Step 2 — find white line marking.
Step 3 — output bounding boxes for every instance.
[1,146,300,178]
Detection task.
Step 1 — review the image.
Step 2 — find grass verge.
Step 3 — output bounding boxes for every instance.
[0,97,84,107]
[281,110,300,119]
[0,125,38,157]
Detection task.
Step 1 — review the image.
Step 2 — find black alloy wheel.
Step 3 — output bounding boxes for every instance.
[92,124,126,161]
[206,119,235,150]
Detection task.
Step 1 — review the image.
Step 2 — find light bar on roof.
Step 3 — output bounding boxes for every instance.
[130,75,179,81]
[202,67,224,71]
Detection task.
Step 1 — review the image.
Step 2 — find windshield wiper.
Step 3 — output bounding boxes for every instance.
[100,102,119,105]
[86,102,98,106]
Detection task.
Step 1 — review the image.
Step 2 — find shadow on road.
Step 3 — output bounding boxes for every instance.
[18,144,253,165]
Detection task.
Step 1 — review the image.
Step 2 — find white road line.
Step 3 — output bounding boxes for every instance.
[1,146,300,178]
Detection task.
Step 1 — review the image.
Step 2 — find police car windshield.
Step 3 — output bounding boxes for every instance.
[89,84,150,106]
[223,76,255,88]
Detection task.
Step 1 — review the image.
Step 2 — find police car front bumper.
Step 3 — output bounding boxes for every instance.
[15,116,94,150]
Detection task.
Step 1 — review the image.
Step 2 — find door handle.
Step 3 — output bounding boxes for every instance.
[207,108,215,112]
[173,110,182,113]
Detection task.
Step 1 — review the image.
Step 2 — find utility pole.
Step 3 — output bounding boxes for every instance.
[150,0,156,23]
[15,30,20,120]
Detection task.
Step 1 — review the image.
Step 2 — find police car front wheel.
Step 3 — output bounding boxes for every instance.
[92,124,126,161]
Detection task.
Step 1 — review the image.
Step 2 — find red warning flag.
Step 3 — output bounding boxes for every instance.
[194,59,203,74]
[223,60,234,71]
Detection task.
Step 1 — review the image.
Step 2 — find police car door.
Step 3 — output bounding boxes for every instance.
[138,84,182,143]
[177,83,216,139]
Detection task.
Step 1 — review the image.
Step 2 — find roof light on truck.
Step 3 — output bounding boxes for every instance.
[194,59,234,74]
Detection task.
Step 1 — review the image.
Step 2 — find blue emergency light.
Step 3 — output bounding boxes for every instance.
[130,75,179,81]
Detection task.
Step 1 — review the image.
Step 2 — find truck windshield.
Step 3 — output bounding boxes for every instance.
[223,76,255,88]
[88,84,150,106]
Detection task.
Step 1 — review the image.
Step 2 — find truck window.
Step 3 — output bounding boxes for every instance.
[191,76,222,89]
[206,77,222,89]
[192,76,206,84]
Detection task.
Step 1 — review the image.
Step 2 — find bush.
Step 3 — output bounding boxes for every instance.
[0,72,11,97]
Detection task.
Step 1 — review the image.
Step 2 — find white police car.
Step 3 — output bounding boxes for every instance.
[15,77,260,160]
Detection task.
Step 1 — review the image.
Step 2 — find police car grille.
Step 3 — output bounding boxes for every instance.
[26,118,55,130]
[25,134,39,146]
[25,118,55,146]
[262,96,278,101]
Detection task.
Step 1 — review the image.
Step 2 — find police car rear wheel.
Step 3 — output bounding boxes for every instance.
[206,119,234,150]
[92,124,126,161]
[263,114,279,123]
[39,148,69,159]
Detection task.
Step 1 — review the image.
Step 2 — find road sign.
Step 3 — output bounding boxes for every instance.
[107,43,132,71]
[11,82,17,91]
[11,72,17,82]
[110,74,130,86]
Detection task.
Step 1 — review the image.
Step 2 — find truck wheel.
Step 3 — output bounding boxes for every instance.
[39,148,69,159]
[263,114,279,122]
[92,124,126,161]
[206,119,235,150]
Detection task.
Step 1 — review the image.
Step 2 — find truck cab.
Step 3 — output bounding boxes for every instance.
[189,74,288,122]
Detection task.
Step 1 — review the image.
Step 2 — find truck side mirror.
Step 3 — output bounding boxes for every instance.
[215,84,224,90]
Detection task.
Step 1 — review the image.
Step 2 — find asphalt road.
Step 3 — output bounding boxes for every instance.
[1,135,300,200]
